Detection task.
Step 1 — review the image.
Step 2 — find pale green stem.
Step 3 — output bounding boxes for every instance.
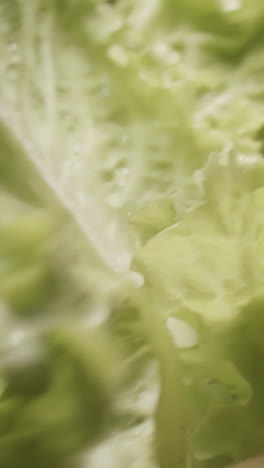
[135,288,189,468]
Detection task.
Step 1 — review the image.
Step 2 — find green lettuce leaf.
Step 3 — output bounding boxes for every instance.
[2,1,264,468]
[134,156,264,466]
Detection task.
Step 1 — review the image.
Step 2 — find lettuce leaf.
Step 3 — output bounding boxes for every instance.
[134,156,264,466]
[1,1,264,468]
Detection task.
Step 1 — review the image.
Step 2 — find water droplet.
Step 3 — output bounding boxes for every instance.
[108,45,128,66]
[166,317,198,349]
[128,271,145,287]
[121,134,128,143]
[219,0,240,12]
[8,43,17,51]
[9,329,27,347]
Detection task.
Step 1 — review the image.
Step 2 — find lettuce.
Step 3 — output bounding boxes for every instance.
[134,156,264,467]
[1,1,264,468]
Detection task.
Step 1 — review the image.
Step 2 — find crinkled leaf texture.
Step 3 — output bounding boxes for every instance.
[135,157,264,466]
